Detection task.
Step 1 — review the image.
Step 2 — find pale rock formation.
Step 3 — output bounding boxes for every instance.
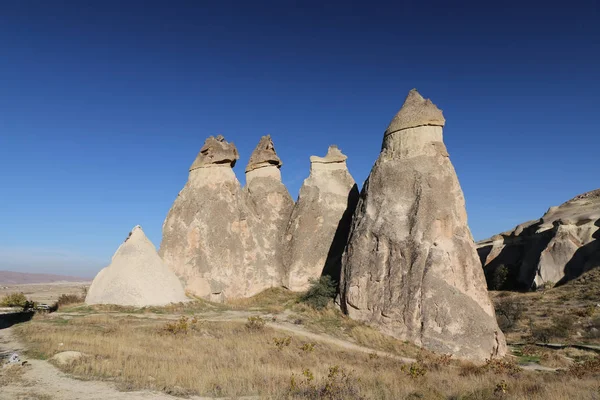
[159,135,250,301]
[243,135,294,288]
[283,146,358,291]
[86,226,188,307]
[340,89,506,361]
[160,135,291,301]
[478,189,600,289]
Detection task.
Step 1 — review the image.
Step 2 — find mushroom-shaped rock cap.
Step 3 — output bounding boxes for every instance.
[384,89,445,136]
[310,145,348,164]
[190,135,239,171]
[245,135,282,172]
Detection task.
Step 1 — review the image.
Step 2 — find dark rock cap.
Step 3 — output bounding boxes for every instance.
[384,89,445,136]
[310,145,348,164]
[190,135,239,171]
[245,135,282,173]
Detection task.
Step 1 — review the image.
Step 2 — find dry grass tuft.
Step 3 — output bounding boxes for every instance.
[0,364,27,387]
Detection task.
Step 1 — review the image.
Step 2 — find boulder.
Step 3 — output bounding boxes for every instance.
[243,135,294,290]
[51,351,88,366]
[283,145,358,291]
[85,226,187,307]
[478,189,600,289]
[340,89,506,361]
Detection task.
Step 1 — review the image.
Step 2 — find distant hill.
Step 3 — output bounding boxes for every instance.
[0,270,91,285]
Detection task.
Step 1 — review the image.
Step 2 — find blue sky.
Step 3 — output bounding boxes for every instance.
[0,1,598,277]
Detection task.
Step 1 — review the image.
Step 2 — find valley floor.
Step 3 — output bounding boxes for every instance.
[2,283,600,399]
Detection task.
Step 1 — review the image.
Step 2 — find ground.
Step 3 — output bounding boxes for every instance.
[1,279,600,399]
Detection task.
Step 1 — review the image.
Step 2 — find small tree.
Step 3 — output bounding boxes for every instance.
[0,292,28,308]
[300,276,337,310]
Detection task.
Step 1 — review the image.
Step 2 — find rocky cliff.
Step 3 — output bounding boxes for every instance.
[478,189,600,290]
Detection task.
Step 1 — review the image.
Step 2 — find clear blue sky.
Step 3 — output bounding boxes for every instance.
[1,1,598,277]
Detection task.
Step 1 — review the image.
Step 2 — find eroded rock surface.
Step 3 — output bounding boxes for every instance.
[160,136,251,301]
[243,135,294,289]
[86,226,187,307]
[340,89,506,361]
[160,135,293,301]
[283,145,358,291]
[478,189,600,289]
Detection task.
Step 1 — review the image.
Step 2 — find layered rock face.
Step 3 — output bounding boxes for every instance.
[340,89,506,361]
[86,226,187,307]
[478,189,600,290]
[283,146,359,291]
[159,135,249,301]
[243,135,294,289]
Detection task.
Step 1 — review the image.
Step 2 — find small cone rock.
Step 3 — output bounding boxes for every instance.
[340,89,506,361]
[86,226,187,307]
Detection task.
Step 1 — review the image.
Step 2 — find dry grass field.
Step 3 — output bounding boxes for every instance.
[3,275,600,399]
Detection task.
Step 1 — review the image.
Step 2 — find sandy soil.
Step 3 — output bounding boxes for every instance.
[0,282,90,305]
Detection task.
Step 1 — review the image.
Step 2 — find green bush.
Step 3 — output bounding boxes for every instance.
[490,265,509,290]
[0,292,28,308]
[300,276,337,310]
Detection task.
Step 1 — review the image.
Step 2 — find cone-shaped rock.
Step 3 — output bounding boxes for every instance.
[160,135,249,302]
[243,135,294,289]
[340,90,506,361]
[283,145,359,291]
[86,226,188,307]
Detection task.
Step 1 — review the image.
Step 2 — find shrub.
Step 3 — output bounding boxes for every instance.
[459,358,521,377]
[574,305,596,318]
[161,316,201,335]
[56,293,85,307]
[401,362,427,379]
[490,265,509,290]
[245,316,266,331]
[567,356,600,379]
[273,336,292,350]
[300,276,337,310]
[289,366,363,400]
[300,342,315,353]
[0,292,28,308]
[550,314,575,338]
[494,298,524,331]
